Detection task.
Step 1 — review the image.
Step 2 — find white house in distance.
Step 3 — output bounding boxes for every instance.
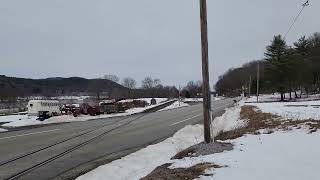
[27,100,60,116]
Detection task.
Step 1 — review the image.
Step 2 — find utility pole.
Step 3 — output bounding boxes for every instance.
[256,62,260,102]
[178,85,181,106]
[249,76,251,98]
[199,0,212,143]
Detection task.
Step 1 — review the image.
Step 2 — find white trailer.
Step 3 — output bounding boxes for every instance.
[27,100,60,116]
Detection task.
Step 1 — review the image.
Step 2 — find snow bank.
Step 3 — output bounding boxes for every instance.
[0,128,8,132]
[248,100,320,120]
[212,101,246,137]
[213,97,223,101]
[77,125,203,180]
[0,115,30,123]
[158,101,189,111]
[183,98,203,102]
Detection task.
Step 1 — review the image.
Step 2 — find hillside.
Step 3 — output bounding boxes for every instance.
[0,75,128,99]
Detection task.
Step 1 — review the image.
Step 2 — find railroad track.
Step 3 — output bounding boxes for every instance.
[2,114,148,180]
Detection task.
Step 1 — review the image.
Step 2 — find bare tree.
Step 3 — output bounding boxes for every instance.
[104,74,120,83]
[185,81,202,97]
[153,78,163,89]
[122,77,136,89]
[142,77,154,89]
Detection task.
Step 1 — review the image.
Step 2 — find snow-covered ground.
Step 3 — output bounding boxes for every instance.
[177,129,320,180]
[183,98,203,102]
[118,98,167,104]
[158,101,189,111]
[183,97,222,103]
[0,99,171,128]
[212,101,246,137]
[0,128,8,132]
[77,125,204,180]
[0,115,29,123]
[247,93,320,103]
[247,96,320,120]
[77,97,320,180]
[18,95,91,101]
[213,97,222,101]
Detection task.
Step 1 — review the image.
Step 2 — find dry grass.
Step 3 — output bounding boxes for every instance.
[171,145,197,160]
[216,105,281,140]
[141,163,224,180]
[171,141,233,160]
[216,105,320,140]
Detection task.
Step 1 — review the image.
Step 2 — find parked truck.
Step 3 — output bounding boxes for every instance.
[27,100,60,116]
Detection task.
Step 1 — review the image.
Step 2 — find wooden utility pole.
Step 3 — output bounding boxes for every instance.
[199,0,212,143]
[178,85,181,106]
[249,76,251,97]
[256,62,260,102]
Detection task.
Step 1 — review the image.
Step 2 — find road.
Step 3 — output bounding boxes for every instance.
[0,98,235,180]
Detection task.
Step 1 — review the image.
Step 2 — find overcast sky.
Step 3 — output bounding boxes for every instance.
[1,0,319,87]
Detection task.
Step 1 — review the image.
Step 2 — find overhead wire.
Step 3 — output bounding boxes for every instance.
[284,0,310,39]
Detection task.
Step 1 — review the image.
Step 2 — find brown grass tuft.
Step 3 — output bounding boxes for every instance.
[141,162,224,180]
[171,146,196,160]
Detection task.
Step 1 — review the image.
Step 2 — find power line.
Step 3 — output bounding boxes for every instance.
[284,0,310,38]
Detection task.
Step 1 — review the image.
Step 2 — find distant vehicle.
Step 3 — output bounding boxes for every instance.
[27,100,60,116]
[87,106,101,116]
[61,104,81,117]
[79,103,101,116]
[100,100,117,114]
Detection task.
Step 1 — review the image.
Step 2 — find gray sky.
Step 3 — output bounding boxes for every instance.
[1,0,319,87]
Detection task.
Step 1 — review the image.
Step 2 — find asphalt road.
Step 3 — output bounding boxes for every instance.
[0,98,236,180]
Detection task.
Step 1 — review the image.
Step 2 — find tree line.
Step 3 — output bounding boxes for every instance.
[0,74,204,102]
[104,75,203,99]
[215,32,320,101]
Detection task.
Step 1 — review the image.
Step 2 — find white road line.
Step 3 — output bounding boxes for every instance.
[170,114,202,126]
[0,129,61,140]
[170,102,231,127]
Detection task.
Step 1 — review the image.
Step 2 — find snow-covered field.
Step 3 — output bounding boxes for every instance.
[19,95,91,101]
[118,98,167,104]
[158,101,189,111]
[77,97,320,180]
[0,98,170,128]
[247,93,320,103]
[178,129,320,180]
[247,96,320,120]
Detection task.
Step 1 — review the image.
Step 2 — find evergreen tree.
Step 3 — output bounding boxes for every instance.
[294,36,310,56]
[265,35,289,101]
[293,36,312,97]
